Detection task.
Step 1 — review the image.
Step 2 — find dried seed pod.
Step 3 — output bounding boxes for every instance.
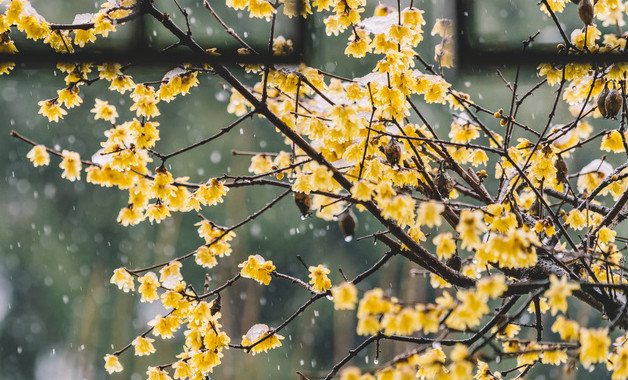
[434,170,455,198]
[210,293,222,315]
[446,254,462,272]
[556,155,568,184]
[294,191,311,218]
[597,85,610,118]
[529,197,542,218]
[604,88,622,119]
[578,0,594,25]
[338,207,357,242]
[383,139,402,167]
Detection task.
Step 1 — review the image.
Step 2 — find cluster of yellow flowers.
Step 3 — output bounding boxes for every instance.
[9,0,628,378]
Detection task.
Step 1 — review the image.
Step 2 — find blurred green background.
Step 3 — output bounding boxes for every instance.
[1,0,626,379]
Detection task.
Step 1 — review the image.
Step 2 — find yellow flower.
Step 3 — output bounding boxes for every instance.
[98,63,122,81]
[416,348,446,379]
[308,264,331,293]
[195,219,235,243]
[517,342,541,366]
[238,254,276,285]
[416,200,444,228]
[26,144,50,167]
[103,354,123,374]
[544,275,579,316]
[59,150,82,181]
[90,99,118,123]
[541,349,567,365]
[551,315,579,341]
[37,99,67,122]
[310,163,335,191]
[380,194,416,228]
[138,272,160,302]
[145,203,171,223]
[598,226,617,244]
[172,360,194,379]
[241,324,283,354]
[130,94,161,118]
[109,75,135,94]
[356,314,380,336]
[248,0,275,20]
[331,282,358,310]
[564,209,587,231]
[93,13,116,37]
[150,169,175,199]
[132,336,156,356]
[159,261,182,287]
[345,29,371,58]
[475,360,496,380]
[6,0,26,25]
[117,206,144,226]
[195,245,218,268]
[340,367,362,380]
[456,209,487,250]
[249,154,273,175]
[74,28,96,47]
[476,274,507,300]
[446,289,489,330]
[350,180,374,202]
[110,268,134,292]
[149,314,181,339]
[609,341,628,379]
[601,130,626,153]
[57,87,82,108]
[357,288,392,317]
[190,349,223,374]
[195,178,229,206]
[433,232,457,260]
[146,366,171,380]
[540,0,566,14]
[579,328,610,368]
[19,15,50,41]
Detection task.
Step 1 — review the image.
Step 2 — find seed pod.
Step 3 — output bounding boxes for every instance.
[598,85,610,118]
[604,88,622,119]
[434,170,455,198]
[578,0,594,25]
[556,155,568,184]
[529,197,542,218]
[210,293,222,315]
[446,254,461,272]
[338,207,357,242]
[294,191,311,217]
[383,139,402,167]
